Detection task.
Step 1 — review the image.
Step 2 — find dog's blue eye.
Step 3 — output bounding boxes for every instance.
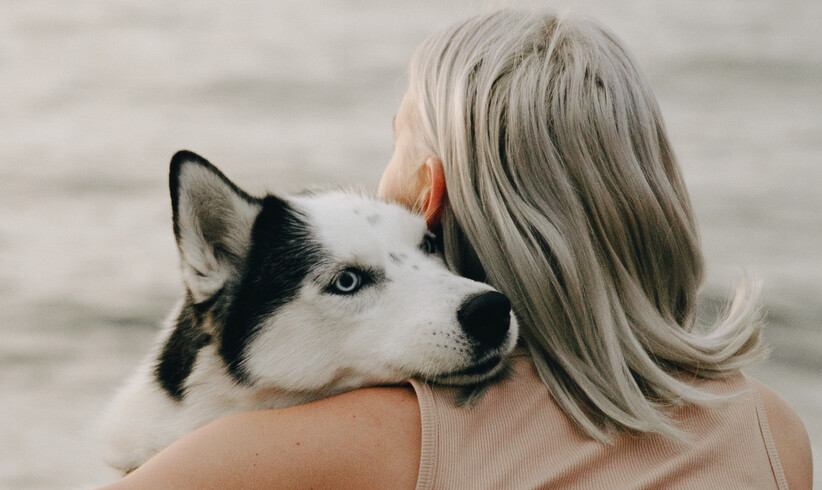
[330,270,362,294]
[421,234,438,255]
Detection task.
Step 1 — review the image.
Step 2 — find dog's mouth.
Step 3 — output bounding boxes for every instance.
[452,355,502,377]
[425,355,504,386]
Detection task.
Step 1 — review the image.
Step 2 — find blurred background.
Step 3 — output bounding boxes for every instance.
[1,0,819,487]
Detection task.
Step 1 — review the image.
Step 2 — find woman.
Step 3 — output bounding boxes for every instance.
[104,9,811,489]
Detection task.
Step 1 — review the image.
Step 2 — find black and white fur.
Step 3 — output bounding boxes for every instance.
[99,151,519,473]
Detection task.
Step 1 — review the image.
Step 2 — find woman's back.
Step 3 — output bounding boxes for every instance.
[411,352,806,489]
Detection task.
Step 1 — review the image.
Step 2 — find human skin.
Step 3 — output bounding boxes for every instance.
[98,90,812,490]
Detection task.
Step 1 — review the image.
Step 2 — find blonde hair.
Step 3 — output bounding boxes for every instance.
[408,9,766,441]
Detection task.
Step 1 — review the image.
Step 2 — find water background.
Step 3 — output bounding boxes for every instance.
[1,0,820,487]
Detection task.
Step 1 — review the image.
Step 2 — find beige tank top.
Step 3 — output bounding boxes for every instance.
[409,352,788,490]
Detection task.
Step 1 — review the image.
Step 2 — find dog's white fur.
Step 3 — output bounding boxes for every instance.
[99,154,518,473]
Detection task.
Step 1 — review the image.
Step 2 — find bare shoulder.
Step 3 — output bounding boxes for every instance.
[749,377,813,490]
[104,386,421,490]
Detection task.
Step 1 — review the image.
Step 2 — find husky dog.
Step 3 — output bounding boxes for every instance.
[99,151,519,473]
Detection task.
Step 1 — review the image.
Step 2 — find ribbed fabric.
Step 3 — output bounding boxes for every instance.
[409,353,787,490]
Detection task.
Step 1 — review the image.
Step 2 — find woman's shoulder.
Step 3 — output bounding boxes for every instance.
[748,377,813,489]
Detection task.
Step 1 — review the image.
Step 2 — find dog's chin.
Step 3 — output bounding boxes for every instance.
[424,355,505,386]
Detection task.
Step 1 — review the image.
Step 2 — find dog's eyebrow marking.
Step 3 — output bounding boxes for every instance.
[366,214,380,225]
[221,196,321,383]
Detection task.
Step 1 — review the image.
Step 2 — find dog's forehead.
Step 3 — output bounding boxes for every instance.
[291,192,427,253]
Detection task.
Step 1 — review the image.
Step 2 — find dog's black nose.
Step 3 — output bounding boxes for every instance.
[457,291,511,350]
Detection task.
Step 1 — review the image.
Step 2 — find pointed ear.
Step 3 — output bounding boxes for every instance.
[169,151,261,303]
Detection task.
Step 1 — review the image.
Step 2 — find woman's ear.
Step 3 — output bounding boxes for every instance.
[420,157,447,228]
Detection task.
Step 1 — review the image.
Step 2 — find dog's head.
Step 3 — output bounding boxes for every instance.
[169,150,519,396]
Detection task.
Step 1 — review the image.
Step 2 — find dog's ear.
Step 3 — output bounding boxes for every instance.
[169,151,261,303]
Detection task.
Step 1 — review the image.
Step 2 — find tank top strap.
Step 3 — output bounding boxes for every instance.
[748,375,789,490]
[411,379,438,490]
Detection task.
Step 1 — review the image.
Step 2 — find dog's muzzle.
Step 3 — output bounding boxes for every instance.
[423,290,516,386]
